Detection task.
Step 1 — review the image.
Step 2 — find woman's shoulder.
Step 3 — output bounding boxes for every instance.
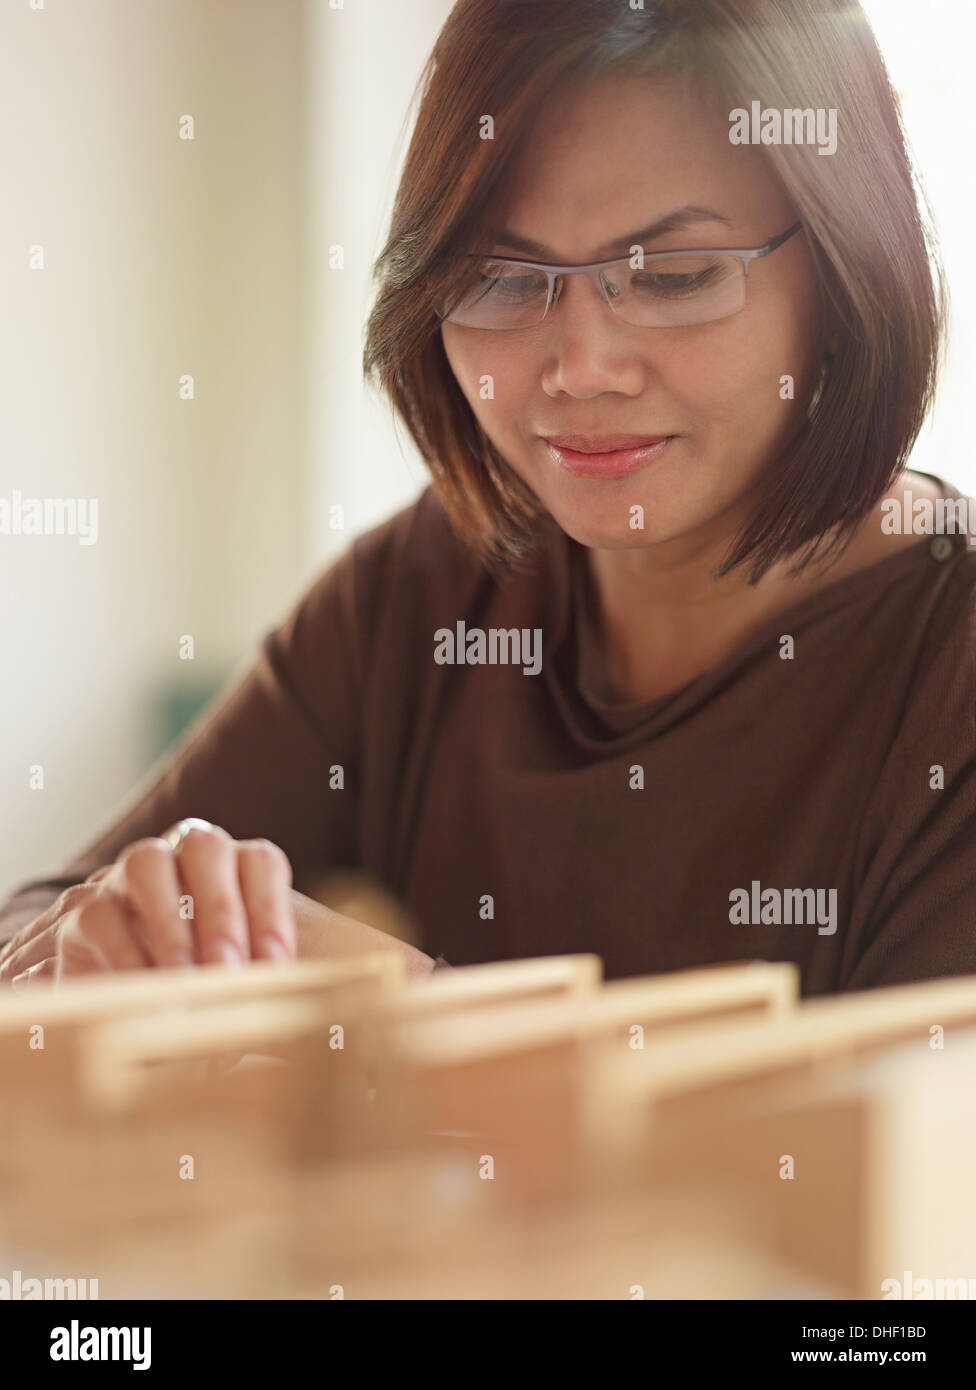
[346,484,491,603]
[882,475,976,746]
[804,469,976,654]
[819,470,974,582]
[350,484,470,565]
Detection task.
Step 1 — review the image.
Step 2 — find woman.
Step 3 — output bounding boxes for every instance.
[1,0,973,997]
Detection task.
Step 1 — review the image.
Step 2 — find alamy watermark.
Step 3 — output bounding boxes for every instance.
[881,490,976,546]
[882,1271,976,1299]
[0,491,98,544]
[434,622,542,676]
[50,1319,151,1371]
[1,1268,98,1299]
[729,880,837,935]
[729,102,838,156]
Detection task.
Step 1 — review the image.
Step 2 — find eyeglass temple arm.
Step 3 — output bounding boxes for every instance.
[755,221,804,258]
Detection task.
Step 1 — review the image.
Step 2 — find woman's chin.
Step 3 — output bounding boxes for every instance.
[545,501,688,551]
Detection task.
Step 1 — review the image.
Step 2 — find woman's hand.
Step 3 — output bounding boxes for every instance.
[0,825,297,988]
[0,827,439,991]
[290,888,438,980]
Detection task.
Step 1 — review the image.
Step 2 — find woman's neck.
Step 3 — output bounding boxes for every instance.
[582,470,945,704]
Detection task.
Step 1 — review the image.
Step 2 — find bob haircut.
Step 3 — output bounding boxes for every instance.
[362,0,947,584]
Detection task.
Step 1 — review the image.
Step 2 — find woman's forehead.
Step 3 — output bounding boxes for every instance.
[499,77,783,230]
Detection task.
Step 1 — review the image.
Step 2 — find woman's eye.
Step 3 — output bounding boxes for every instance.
[628,258,727,298]
[633,267,718,295]
[480,273,538,298]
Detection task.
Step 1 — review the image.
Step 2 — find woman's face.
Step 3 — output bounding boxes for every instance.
[440,73,831,554]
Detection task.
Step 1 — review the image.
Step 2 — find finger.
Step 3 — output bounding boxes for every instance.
[0,882,97,984]
[106,839,194,967]
[236,840,297,962]
[175,827,249,965]
[11,957,58,991]
[0,920,61,984]
[59,893,145,976]
[63,894,152,974]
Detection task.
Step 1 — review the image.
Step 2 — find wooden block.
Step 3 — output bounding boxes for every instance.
[373,960,798,1201]
[1,952,608,1267]
[843,1030,976,1298]
[0,951,404,1119]
[596,970,976,1128]
[0,959,405,1262]
[640,1065,866,1295]
[581,974,976,1294]
[635,1024,976,1299]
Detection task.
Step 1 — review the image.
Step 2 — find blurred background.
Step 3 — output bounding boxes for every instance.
[0,0,973,899]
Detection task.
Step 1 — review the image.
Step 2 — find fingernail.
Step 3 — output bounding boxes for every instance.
[212,942,243,967]
[258,936,289,962]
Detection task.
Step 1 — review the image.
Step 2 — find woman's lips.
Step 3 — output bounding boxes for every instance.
[543,435,675,480]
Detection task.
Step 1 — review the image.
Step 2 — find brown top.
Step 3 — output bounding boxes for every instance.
[2,474,975,997]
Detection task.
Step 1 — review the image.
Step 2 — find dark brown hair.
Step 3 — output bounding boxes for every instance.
[362,0,947,583]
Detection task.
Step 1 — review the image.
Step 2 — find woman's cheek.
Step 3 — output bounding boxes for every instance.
[476,363,526,438]
[448,343,516,428]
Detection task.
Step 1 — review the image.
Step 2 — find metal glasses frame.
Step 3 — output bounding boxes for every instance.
[441,220,804,326]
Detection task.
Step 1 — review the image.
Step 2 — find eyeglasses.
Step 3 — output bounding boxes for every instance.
[437,221,803,330]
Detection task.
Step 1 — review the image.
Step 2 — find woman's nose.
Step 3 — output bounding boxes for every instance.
[539,274,649,398]
[550,271,608,316]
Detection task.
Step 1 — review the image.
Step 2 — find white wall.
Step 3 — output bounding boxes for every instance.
[300,0,448,567]
[861,0,976,492]
[0,0,308,892]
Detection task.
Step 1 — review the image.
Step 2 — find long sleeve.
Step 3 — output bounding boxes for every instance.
[0,539,364,944]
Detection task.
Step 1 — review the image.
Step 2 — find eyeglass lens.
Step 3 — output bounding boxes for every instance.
[445,253,746,328]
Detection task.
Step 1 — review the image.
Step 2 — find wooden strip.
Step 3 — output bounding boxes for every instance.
[379,953,602,1020]
[0,951,406,1032]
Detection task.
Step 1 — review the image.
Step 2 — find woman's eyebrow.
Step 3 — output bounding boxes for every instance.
[490,205,734,260]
